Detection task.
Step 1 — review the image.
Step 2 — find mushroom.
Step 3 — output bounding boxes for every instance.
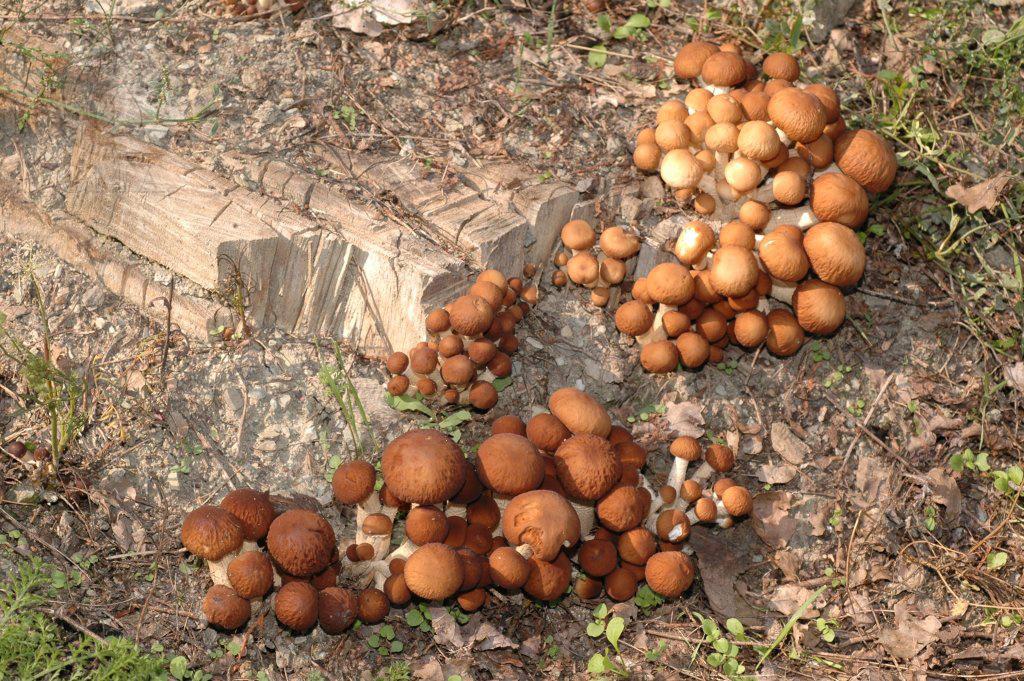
[523,551,572,601]
[810,172,869,228]
[274,580,319,633]
[488,546,530,590]
[660,149,704,190]
[357,588,389,624]
[833,129,897,193]
[676,332,711,369]
[644,551,696,598]
[599,227,641,260]
[181,505,245,586]
[574,575,604,600]
[758,231,810,284]
[792,280,846,335]
[219,489,275,551]
[802,222,866,287]
[768,87,826,144]
[595,484,647,532]
[640,340,680,373]
[765,308,805,356]
[674,41,719,81]
[383,504,449,564]
[561,219,597,255]
[475,433,545,512]
[403,543,464,601]
[666,436,702,491]
[614,300,655,338]
[381,429,466,506]
[577,538,618,578]
[553,435,621,536]
[700,51,747,94]
[616,527,657,566]
[492,414,527,436]
[448,295,495,338]
[733,311,769,348]
[548,388,612,438]
[709,246,759,298]
[227,551,274,600]
[525,412,571,453]
[502,489,581,561]
[762,52,800,82]
[318,586,358,635]
[604,568,638,602]
[202,584,251,631]
[266,509,337,579]
[673,220,716,267]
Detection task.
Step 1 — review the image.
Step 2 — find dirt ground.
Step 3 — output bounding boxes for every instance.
[1,0,1022,679]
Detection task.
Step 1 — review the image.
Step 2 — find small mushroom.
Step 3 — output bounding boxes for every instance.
[266,510,336,578]
[502,489,581,561]
[274,580,318,633]
[645,551,696,598]
[802,222,866,287]
[181,505,244,586]
[202,584,251,631]
[577,538,618,578]
[523,551,572,601]
[595,484,647,532]
[548,388,612,438]
[674,41,719,81]
[554,435,621,536]
[765,308,805,356]
[318,586,358,635]
[488,546,530,590]
[476,433,545,512]
[792,280,846,335]
[357,588,389,624]
[604,567,638,602]
[404,543,464,601]
[833,129,897,193]
[666,436,702,490]
[227,551,274,600]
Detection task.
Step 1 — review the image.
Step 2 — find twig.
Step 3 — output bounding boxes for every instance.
[159,278,174,389]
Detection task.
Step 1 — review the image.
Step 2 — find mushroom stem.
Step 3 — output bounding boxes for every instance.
[207,550,241,587]
[667,523,688,542]
[769,278,797,305]
[514,544,534,560]
[690,461,715,484]
[664,458,692,494]
[636,305,673,347]
[569,500,596,539]
[764,207,815,232]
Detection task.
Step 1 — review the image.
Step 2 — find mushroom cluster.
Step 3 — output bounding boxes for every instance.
[383,269,538,412]
[549,220,642,307]
[329,387,755,612]
[611,42,896,370]
[182,490,371,634]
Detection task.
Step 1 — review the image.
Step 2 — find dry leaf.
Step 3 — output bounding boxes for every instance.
[751,491,797,548]
[926,467,962,521]
[1004,361,1024,393]
[689,525,760,623]
[770,422,809,465]
[945,172,1013,213]
[878,604,941,659]
[769,584,817,617]
[663,400,705,438]
[758,462,799,485]
[427,607,464,648]
[854,456,889,506]
[470,618,517,651]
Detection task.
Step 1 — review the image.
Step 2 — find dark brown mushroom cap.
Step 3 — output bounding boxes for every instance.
[609,427,634,447]
[362,514,393,536]
[404,505,449,545]
[441,354,476,386]
[615,441,647,469]
[456,547,486,591]
[502,489,581,561]
[548,388,612,438]
[554,434,621,502]
[492,415,527,436]
[404,543,465,601]
[792,280,846,335]
[466,495,502,532]
[526,413,572,452]
[469,380,499,411]
[487,351,512,378]
[614,300,655,337]
[227,551,274,600]
[331,460,376,506]
[356,588,389,624]
[802,222,866,287]
[381,429,466,505]
[448,295,495,337]
[475,433,544,496]
[450,461,484,505]
[181,505,244,561]
[383,574,412,607]
[834,129,898,193]
[604,567,639,602]
[202,585,250,631]
[311,562,340,590]
[409,346,438,375]
[387,375,410,396]
[457,588,487,613]
[617,527,657,566]
[577,538,618,578]
[762,52,799,81]
[274,581,318,633]
[596,485,646,532]
[318,587,358,635]
[488,546,530,590]
[645,551,695,598]
[266,510,336,578]
[640,341,680,374]
[705,444,735,472]
[219,489,276,542]
[524,551,572,601]
[467,339,498,366]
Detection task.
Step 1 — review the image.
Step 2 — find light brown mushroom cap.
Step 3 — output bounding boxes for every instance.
[719,221,756,249]
[525,412,571,452]
[705,122,740,153]
[804,83,841,122]
[684,87,713,111]
[694,149,716,172]
[777,156,812,178]
[670,436,702,461]
[501,489,582,562]
[660,148,704,189]
[680,479,703,503]
[721,485,753,517]
[792,280,846,335]
[448,295,495,337]
[655,119,693,152]
[773,170,807,205]
[548,388,612,438]
[737,120,783,161]
[765,308,805,356]
[381,429,466,505]
[803,222,866,286]
[810,173,869,228]
[220,489,276,542]
[701,51,747,87]
[561,219,597,251]
[599,227,641,260]
[723,157,762,193]
[182,506,244,561]
[425,309,450,335]
[614,300,655,336]
[762,52,800,81]
[834,129,898,193]
[488,546,530,589]
[706,94,744,124]
[655,99,688,124]
[705,444,735,472]
[739,89,770,121]
[674,41,720,80]
[566,252,601,286]
[404,543,464,601]
[695,307,728,343]
[600,259,627,286]
[676,332,711,369]
[796,135,834,169]
[640,341,680,374]
[674,220,716,266]
[617,527,657,566]
[733,311,769,348]
[404,505,449,545]
[646,262,695,305]
[203,585,251,630]
[274,581,318,632]
[739,200,771,231]
[524,551,572,601]
[694,497,718,522]
[645,551,696,598]
[758,231,810,282]
[768,87,827,143]
[662,310,692,337]
[476,433,545,496]
[709,246,759,298]
[632,278,651,303]
[633,143,661,173]
[469,280,505,311]
[554,434,621,501]
[693,191,716,215]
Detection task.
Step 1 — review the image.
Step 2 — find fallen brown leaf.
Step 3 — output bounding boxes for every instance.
[689,524,760,624]
[770,422,809,465]
[945,172,1014,213]
[926,467,962,521]
[750,491,797,548]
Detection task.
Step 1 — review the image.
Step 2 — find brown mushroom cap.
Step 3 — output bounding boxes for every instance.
[674,220,716,266]
[387,375,410,396]
[834,129,898,193]
[487,351,512,378]
[524,551,572,601]
[469,380,499,411]
[182,505,244,561]
[451,462,484,505]
[705,444,735,472]
[803,222,866,287]
[525,412,571,452]
[441,354,476,387]
[554,435,621,501]
[765,308,805,356]
[566,252,601,286]
[733,311,769,348]
[655,509,689,542]
[357,588,389,624]
[773,170,807,205]
[548,388,612,438]
[736,120,783,161]
[695,307,728,343]
[810,173,869,228]
[502,489,581,561]
[385,352,409,375]
[596,485,647,533]
[758,231,810,282]
[710,246,759,298]
[425,309,450,335]
[476,433,545,496]
[796,135,834,169]
[227,551,274,600]
[706,96,743,125]
[614,300,655,336]
[575,574,604,600]
[656,99,687,124]
[409,346,438,376]
[492,415,527,436]
[604,567,638,602]
[266,510,337,578]
[660,148,704,189]
[577,538,618,578]
[713,478,736,498]
[701,51,747,87]
[645,551,696,598]
[448,295,495,337]
[655,119,693,152]
[478,269,508,291]
[202,585,251,630]
[762,52,800,81]
[467,339,498,366]
[739,200,771,231]
[633,144,661,172]
[381,429,466,505]
[599,227,641,260]
[676,332,711,369]
[617,527,657,566]
[318,587,358,634]
[331,460,376,506]
[469,280,505,311]
[674,41,719,80]
[721,486,753,517]
[670,436,702,461]
[488,546,530,590]
[768,87,827,143]
[404,543,464,601]
[647,262,695,305]
[640,341,680,374]
[274,581,318,632]
[561,220,597,251]
[220,489,275,542]
[804,83,841,123]
[719,221,756,250]
[662,310,692,338]
[792,280,846,335]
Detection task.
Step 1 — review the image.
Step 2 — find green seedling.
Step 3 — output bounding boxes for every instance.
[374,661,412,681]
[626,403,666,424]
[716,358,739,376]
[923,505,938,532]
[815,618,838,643]
[633,584,664,612]
[405,603,433,633]
[367,624,403,656]
[949,448,989,472]
[691,614,748,679]
[586,604,628,677]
